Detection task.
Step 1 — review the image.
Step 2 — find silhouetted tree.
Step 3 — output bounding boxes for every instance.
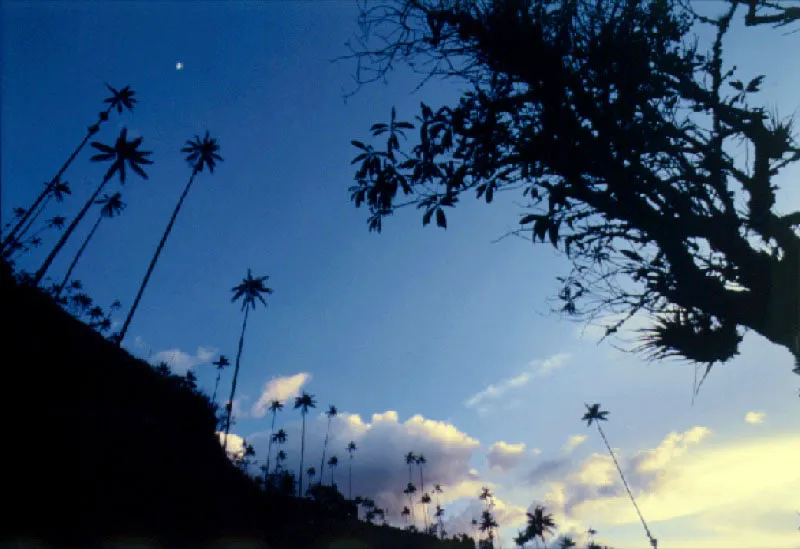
[2,84,135,253]
[403,481,417,524]
[294,391,317,496]
[346,440,357,499]
[420,492,432,530]
[271,429,288,474]
[222,269,273,451]
[55,192,125,298]
[345,0,800,374]
[327,455,339,486]
[405,451,416,484]
[307,466,317,491]
[11,178,72,250]
[526,505,556,548]
[416,453,427,493]
[117,131,223,343]
[582,403,656,548]
[210,355,230,404]
[479,509,498,548]
[33,128,151,286]
[319,404,338,483]
[264,399,284,484]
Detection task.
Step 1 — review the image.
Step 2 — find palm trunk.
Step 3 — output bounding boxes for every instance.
[2,108,108,251]
[223,307,249,452]
[298,412,307,497]
[15,194,52,246]
[319,417,332,484]
[117,169,199,344]
[348,455,353,499]
[34,173,113,285]
[264,411,277,485]
[330,466,335,486]
[596,423,657,548]
[211,371,221,404]
[55,214,103,299]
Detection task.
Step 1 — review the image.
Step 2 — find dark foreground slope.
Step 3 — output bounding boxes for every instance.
[1,261,474,549]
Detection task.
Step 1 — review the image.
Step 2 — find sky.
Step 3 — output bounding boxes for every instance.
[2,1,799,547]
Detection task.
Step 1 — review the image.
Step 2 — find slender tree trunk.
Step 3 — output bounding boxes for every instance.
[223,307,249,452]
[319,417,332,485]
[330,466,335,486]
[596,423,657,548]
[264,411,277,486]
[55,215,103,299]
[117,169,199,344]
[15,194,52,246]
[349,455,353,499]
[33,174,112,285]
[298,412,307,497]
[2,108,108,251]
[211,371,221,404]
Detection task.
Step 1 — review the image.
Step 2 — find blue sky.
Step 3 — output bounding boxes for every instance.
[2,1,799,547]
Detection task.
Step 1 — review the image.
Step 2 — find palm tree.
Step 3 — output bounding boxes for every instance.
[210,355,230,404]
[221,269,273,451]
[419,492,432,530]
[271,429,288,474]
[582,403,657,549]
[479,510,498,546]
[404,451,416,483]
[33,128,152,285]
[319,404,338,484]
[346,440,357,499]
[558,536,577,549]
[264,399,284,483]
[479,486,494,510]
[513,530,529,548]
[307,466,317,490]
[116,131,223,343]
[13,216,67,258]
[403,482,417,524]
[13,178,73,247]
[55,192,125,298]
[294,391,317,497]
[434,504,445,539]
[2,84,136,253]
[416,454,427,493]
[327,455,339,486]
[401,506,411,525]
[275,449,287,473]
[525,505,557,548]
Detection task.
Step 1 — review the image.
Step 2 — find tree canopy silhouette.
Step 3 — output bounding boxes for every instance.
[344,0,800,375]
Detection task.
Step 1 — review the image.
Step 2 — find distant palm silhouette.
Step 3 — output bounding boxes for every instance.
[416,453,427,493]
[275,449,287,473]
[271,428,288,475]
[33,128,151,285]
[12,178,72,248]
[346,440,357,499]
[319,404,338,485]
[403,481,417,524]
[419,492,432,530]
[558,536,577,549]
[222,269,273,451]
[526,505,556,547]
[55,192,125,299]
[479,509,498,546]
[13,216,67,259]
[401,505,410,525]
[210,355,230,404]
[327,455,339,486]
[306,466,316,490]
[264,399,284,484]
[116,131,222,343]
[582,403,657,549]
[2,84,135,253]
[294,391,317,497]
[404,451,416,484]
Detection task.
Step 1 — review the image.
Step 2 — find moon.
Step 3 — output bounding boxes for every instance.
[176,62,184,71]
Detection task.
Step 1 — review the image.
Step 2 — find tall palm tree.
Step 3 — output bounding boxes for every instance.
[2,84,136,252]
[271,429,288,474]
[479,510,498,547]
[346,440,357,499]
[401,506,411,525]
[319,404,338,483]
[210,355,230,404]
[404,451,416,483]
[116,131,223,343]
[307,466,316,490]
[479,486,493,509]
[55,192,126,298]
[419,492,432,530]
[416,454,427,493]
[275,449,287,473]
[403,482,417,524]
[525,505,556,548]
[582,403,657,549]
[13,216,67,258]
[558,536,577,549]
[264,399,284,483]
[33,128,152,285]
[219,270,272,451]
[513,530,529,548]
[327,455,339,486]
[294,391,317,497]
[14,179,73,247]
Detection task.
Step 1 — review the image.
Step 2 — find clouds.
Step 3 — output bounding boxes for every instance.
[487,441,527,472]
[744,411,766,424]
[149,346,216,374]
[251,373,311,418]
[464,353,570,410]
[563,435,587,454]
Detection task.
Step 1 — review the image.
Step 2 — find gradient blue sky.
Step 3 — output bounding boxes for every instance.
[2,1,799,546]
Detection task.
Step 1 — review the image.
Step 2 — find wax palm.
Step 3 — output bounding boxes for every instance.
[513,530,528,548]
[419,492,432,530]
[220,269,272,451]
[275,449,287,473]
[403,482,417,523]
[479,486,493,509]
[271,428,289,473]
[33,128,151,285]
[479,510,498,544]
[264,399,284,483]
[210,355,230,404]
[55,192,125,298]
[558,536,577,549]
[582,403,657,549]
[2,84,135,253]
[416,454,427,493]
[16,216,67,257]
[116,131,223,343]
[526,505,556,547]
[404,451,416,483]
[307,466,316,489]
[14,179,73,246]
[294,391,317,496]
[327,455,339,485]
[319,404,338,483]
[401,506,411,524]
[346,440,357,499]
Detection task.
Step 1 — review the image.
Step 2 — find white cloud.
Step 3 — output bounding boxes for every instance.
[464,353,570,409]
[251,373,311,418]
[744,411,766,425]
[149,345,217,374]
[487,441,527,471]
[563,435,588,454]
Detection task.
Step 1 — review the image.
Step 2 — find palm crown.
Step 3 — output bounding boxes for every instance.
[326,405,338,418]
[526,505,557,541]
[347,441,357,453]
[103,84,137,114]
[96,192,126,218]
[90,128,153,183]
[271,429,287,444]
[181,131,223,173]
[213,355,230,371]
[294,391,317,413]
[269,400,284,413]
[231,269,273,311]
[582,403,609,427]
